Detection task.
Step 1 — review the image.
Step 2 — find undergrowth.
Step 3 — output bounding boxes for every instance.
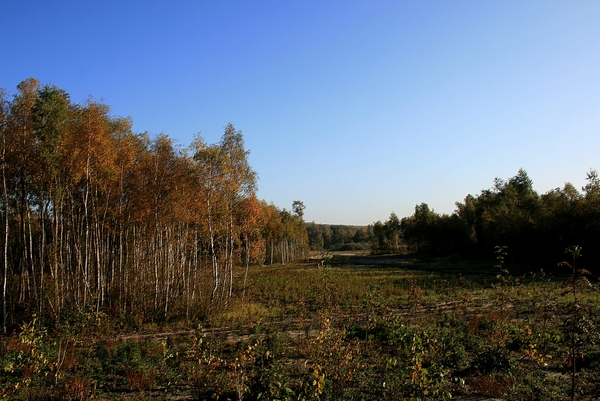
[1,255,599,400]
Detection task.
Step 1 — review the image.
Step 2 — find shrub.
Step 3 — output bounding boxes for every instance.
[472,347,514,375]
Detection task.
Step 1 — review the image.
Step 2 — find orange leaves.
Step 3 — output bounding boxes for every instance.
[1,78,294,325]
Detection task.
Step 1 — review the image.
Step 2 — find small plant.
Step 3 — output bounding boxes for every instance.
[494,245,510,318]
[125,367,156,391]
[560,246,594,401]
[519,325,555,401]
[304,313,362,400]
[190,347,226,399]
[228,340,259,401]
[248,342,295,401]
[0,315,56,397]
[409,279,424,313]
[406,332,452,400]
[59,375,91,401]
[473,346,514,375]
[365,283,385,340]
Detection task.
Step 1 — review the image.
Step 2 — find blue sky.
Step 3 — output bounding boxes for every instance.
[2,1,599,225]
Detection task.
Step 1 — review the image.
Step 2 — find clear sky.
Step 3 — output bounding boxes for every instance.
[2,1,599,225]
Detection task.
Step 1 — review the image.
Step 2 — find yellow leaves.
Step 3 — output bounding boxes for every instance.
[4,361,16,374]
[521,325,553,366]
[311,365,326,395]
[525,343,552,366]
[411,365,421,384]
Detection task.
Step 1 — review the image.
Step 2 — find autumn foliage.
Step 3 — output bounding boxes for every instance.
[0,78,307,332]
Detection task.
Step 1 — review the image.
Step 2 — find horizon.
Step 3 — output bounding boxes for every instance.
[2,1,599,225]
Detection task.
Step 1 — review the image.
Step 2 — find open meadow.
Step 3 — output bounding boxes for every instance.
[2,254,599,400]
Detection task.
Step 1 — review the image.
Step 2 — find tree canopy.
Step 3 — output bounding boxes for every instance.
[396,169,600,271]
[0,79,308,332]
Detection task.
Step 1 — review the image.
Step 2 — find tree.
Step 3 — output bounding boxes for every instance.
[219,124,257,299]
[292,200,305,219]
[458,169,540,262]
[0,87,9,333]
[7,78,42,318]
[402,204,437,254]
[372,213,402,253]
[260,202,307,264]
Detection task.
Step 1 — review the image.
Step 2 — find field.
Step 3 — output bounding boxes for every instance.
[1,254,600,400]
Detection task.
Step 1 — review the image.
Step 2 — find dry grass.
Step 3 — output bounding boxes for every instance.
[468,374,516,397]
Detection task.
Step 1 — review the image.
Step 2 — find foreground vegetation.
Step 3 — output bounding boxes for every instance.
[1,253,599,400]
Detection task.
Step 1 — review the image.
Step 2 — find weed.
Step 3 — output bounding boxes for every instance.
[1,255,599,399]
[60,375,91,401]
[125,367,156,391]
[409,279,424,312]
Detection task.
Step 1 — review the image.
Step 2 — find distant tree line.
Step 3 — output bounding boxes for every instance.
[376,168,600,271]
[306,223,371,251]
[0,78,307,332]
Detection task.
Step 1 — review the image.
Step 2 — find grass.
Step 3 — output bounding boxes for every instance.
[1,254,599,400]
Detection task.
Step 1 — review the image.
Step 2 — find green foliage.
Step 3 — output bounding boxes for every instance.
[401,203,469,256]
[1,254,599,400]
[472,346,514,375]
[400,169,600,273]
[306,222,372,252]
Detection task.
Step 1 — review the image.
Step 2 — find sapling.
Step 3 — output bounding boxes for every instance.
[409,279,424,313]
[494,246,510,318]
[560,246,591,401]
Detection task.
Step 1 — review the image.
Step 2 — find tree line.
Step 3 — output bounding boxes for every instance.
[306,223,371,252]
[375,168,600,271]
[0,78,307,332]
